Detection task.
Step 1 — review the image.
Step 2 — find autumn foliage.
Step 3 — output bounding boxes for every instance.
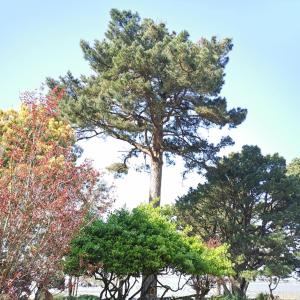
[0,90,103,298]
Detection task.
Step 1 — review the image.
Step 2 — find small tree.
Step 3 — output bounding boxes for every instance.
[188,238,224,300]
[0,91,109,299]
[176,145,300,297]
[65,204,233,300]
[259,263,293,300]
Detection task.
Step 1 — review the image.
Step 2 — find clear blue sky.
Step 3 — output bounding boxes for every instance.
[1,0,299,166]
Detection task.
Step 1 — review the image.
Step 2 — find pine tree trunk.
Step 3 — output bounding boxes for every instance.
[141,154,163,300]
[149,155,163,206]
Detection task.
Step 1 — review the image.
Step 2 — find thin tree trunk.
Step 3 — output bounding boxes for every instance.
[268,276,279,300]
[117,279,124,300]
[216,280,221,295]
[68,276,73,297]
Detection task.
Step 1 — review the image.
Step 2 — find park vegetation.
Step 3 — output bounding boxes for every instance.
[47,10,247,297]
[0,90,111,299]
[0,8,299,300]
[176,145,300,298]
[64,204,232,300]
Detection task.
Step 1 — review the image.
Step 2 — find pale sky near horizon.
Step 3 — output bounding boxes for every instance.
[1,0,300,208]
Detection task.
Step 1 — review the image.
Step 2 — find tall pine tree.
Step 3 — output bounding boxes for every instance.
[48,9,246,206]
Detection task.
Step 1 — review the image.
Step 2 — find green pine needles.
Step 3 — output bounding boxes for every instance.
[48,9,246,204]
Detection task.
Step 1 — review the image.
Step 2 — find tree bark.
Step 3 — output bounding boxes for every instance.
[117,279,124,300]
[140,274,157,300]
[68,276,73,296]
[149,155,163,206]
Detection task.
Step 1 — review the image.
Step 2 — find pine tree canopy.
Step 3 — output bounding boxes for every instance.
[47,9,247,172]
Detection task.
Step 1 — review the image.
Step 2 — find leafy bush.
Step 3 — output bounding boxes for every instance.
[64,204,233,299]
[255,293,269,300]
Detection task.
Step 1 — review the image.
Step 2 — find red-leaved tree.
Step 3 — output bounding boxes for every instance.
[0,90,108,299]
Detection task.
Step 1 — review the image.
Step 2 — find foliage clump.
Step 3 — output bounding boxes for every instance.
[0,90,108,298]
[176,145,300,297]
[65,204,232,299]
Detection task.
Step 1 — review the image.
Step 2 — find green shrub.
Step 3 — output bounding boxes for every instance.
[255,293,269,300]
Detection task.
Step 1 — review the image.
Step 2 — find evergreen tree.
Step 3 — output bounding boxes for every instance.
[176,145,300,297]
[47,9,246,206]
